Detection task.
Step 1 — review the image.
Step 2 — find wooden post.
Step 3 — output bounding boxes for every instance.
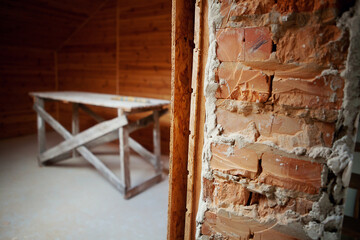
[118,109,131,192]
[35,97,46,165]
[72,103,79,158]
[168,0,195,239]
[153,110,162,173]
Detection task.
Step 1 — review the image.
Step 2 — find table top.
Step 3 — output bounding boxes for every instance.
[30,91,170,112]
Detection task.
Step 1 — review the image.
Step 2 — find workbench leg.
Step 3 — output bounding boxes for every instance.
[153,110,162,174]
[119,110,131,192]
[72,103,79,158]
[35,97,46,166]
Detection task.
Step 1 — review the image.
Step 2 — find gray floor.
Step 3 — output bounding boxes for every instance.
[0,132,169,240]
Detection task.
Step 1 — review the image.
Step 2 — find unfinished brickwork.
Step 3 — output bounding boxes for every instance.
[196,0,360,239]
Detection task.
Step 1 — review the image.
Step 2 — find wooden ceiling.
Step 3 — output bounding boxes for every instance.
[0,0,105,49]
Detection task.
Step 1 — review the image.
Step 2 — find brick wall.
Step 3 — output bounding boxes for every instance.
[196,0,359,239]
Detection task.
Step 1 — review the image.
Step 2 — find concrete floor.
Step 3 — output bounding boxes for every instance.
[0,132,169,240]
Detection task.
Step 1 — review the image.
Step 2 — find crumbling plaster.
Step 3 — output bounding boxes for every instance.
[195,0,360,239]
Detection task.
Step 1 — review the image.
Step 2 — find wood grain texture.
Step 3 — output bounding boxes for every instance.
[167,0,195,239]
[1,0,171,157]
[184,0,208,239]
[117,0,172,154]
[56,0,172,154]
[56,0,118,139]
[0,46,56,139]
[0,0,107,139]
[0,0,105,49]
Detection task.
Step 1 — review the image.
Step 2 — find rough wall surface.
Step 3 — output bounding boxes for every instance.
[196,0,360,239]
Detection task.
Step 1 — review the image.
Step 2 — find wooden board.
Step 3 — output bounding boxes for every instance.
[117,0,172,100]
[1,0,172,157]
[56,0,172,154]
[0,46,56,139]
[30,91,170,112]
[167,0,195,239]
[0,0,105,49]
[184,1,208,239]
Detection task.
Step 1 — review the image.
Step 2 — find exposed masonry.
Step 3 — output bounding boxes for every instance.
[196,0,360,239]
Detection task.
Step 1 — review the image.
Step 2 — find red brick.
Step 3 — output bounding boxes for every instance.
[272,74,344,110]
[259,152,323,194]
[203,177,215,201]
[216,62,271,102]
[216,108,303,137]
[258,196,314,217]
[314,122,335,147]
[212,179,250,206]
[216,107,335,148]
[216,107,272,136]
[202,210,302,239]
[219,0,275,27]
[216,28,245,62]
[211,143,259,179]
[242,59,325,79]
[244,27,272,61]
[275,0,337,13]
[276,25,344,66]
[216,27,272,62]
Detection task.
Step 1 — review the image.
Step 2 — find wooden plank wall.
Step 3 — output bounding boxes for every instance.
[0,0,172,154]
[57,0,172,154]
[0,0,104,49]
[0,0,107,139]
[0,46,56,138]
[57,0,118,132]
[117,0,172,154]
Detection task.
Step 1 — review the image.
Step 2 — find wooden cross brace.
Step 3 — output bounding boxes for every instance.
[33,98,167,199]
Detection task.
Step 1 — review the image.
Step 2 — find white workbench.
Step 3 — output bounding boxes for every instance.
[30,91,170,199]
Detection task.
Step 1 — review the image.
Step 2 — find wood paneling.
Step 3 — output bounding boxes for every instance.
[0,0,106,139]
[57,0,118,132]
[0,0,172,155]
[57,0,172,154]
[118,0,172,154]
[0,46,56,138]
[0,0,104,49]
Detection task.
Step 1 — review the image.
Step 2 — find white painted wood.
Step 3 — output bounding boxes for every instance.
[30,91,170,112]
[31,91,169,198]
[39,115,128,162]
[119,109,131,190]
[33,104,125,193]
[125,174,163,199]
[35,97,46,166]
[153,110,162,173]
[86,131,118,149]
[72,103,79,158]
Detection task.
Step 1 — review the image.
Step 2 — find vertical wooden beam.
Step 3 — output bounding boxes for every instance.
[35,97,46,165]
[184,0,208,238]
[115,0,120,95]
[153,110,162,173]
[119,109,131,191]
[72,103,79,158]
[168,0,195,239]
[54,51,59,121]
